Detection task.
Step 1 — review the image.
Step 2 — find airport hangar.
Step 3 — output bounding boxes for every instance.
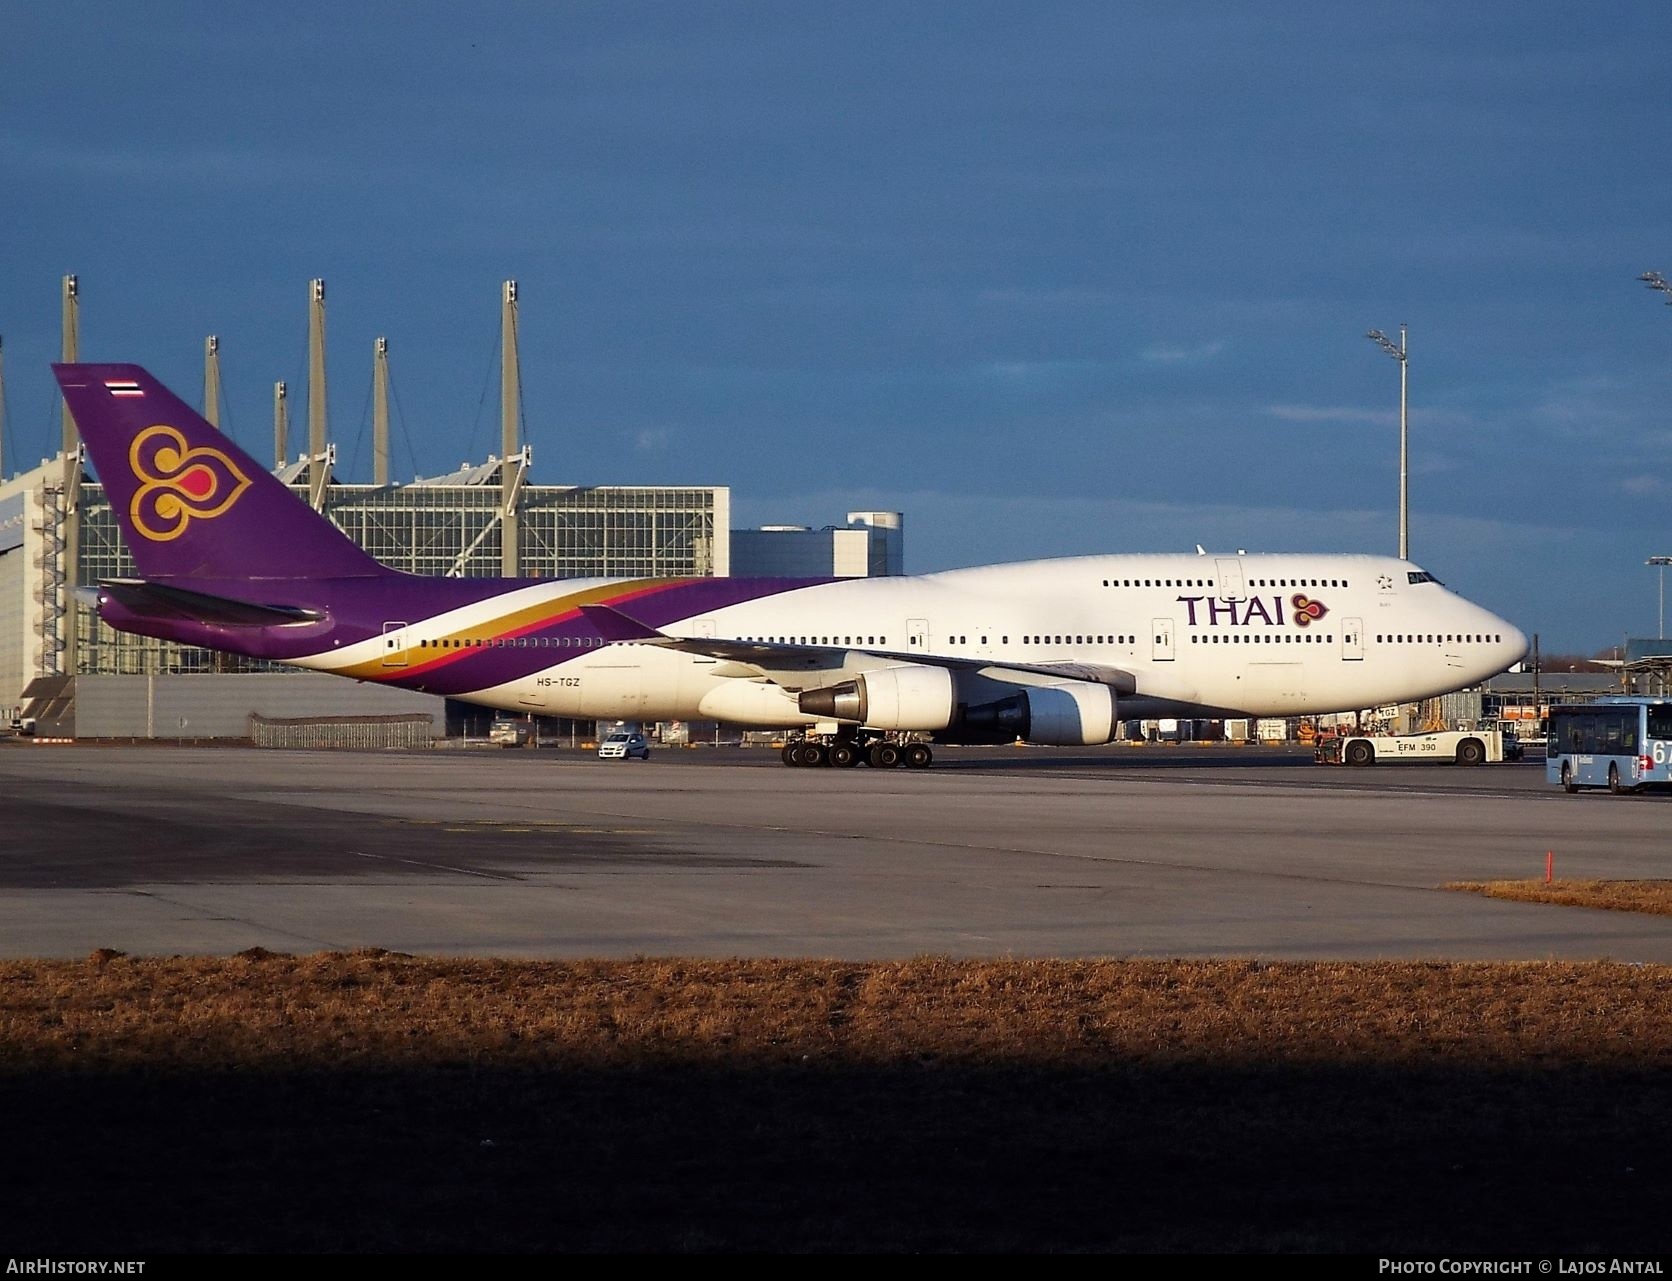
[0,276,903,743]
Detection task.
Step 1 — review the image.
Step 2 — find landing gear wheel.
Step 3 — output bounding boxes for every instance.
[1608,763,1626,794]
[802,743,829,768]
[828,742,858,768]
[867,742,901,769]
[903,742,933,769]
[781,743,800,767]
[1561,761,1577,794]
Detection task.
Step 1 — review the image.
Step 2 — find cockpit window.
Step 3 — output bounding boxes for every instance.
[1407,571,1444,586]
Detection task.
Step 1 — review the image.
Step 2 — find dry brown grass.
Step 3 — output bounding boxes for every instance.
[10,954,1672,1253]
[6,951,1672,1071]
[1446,878,1672,916]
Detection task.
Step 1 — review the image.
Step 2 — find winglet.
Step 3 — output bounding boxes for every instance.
[578,604,667,643]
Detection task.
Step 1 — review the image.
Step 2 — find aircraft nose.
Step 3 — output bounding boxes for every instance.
[1493,615,1529,672]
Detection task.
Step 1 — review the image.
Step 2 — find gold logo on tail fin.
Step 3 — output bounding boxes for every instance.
[128,425,253,541]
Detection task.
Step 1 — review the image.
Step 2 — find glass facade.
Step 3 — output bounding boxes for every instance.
[72,480,727,677]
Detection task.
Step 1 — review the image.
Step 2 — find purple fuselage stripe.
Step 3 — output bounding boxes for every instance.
[101,574,830,695]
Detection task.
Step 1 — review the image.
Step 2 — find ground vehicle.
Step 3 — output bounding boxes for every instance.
[1545,697,1672,795]
[598,731,651,760]
[489,716,531,746]
[1314,727,1518,766]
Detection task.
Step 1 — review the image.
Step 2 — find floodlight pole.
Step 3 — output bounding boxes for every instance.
[1638,276,1672,640]
[1650,557,1672,640]
[1365,324,1409,560]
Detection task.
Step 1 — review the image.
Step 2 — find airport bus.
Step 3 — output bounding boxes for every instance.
[1545,696,1672,794]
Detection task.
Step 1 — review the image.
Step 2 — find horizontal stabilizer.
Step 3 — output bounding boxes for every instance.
[98,579,324,627]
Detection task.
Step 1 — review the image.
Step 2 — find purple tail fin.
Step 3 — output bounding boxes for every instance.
[54,363,384,581]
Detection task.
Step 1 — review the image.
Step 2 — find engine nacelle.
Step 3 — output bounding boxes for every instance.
[798,665,954,731]
[798,667,1117,746]
[1013,680,1118,746]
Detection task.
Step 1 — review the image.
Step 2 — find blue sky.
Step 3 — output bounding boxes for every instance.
[4,2,1670,654]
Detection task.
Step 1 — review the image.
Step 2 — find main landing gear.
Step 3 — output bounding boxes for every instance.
[780,735,934,769]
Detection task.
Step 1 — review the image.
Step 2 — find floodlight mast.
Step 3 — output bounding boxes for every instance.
[1365,324,1409,560]
[1649,556,1672,640]
[1638,278,1672,639]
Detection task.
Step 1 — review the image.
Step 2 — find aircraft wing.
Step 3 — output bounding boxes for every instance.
[579,604,1138,694]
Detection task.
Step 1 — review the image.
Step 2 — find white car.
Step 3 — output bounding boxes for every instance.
[598,731,650,761]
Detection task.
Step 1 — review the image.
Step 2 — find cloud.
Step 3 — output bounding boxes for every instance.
[635,428,671,453]
[981,360,1106,382]
[1620,473,1667,495]
[0,133,296,188]
[1139,340,1226,364]
[1266,404,1398,426]
[1266,403,1478,430]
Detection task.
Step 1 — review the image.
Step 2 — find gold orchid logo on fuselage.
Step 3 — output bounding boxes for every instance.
[128,424,253,541]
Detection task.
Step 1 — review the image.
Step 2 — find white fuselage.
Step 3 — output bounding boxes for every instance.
[302,552,1527,732]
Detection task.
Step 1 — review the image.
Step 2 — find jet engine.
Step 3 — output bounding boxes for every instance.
[797,666,1117,746]
[797,664,954,731]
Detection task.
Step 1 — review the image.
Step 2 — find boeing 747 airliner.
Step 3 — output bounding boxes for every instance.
[54,364,1527,768]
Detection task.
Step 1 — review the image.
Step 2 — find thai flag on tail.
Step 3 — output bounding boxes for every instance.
[104,379,143,397]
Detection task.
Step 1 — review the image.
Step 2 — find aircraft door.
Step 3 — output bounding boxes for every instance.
[382,621,409,667]
[1342,617,1364,661]
[908,619,929,652]
[1151,617,1175,662]
[1214,558,1246,602]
